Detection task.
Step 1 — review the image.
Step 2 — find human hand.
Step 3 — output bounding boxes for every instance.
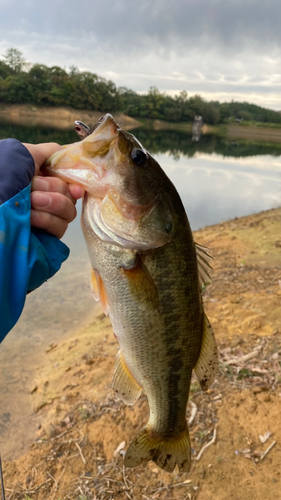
[23,143,85,239]
[23,142,62,176]
[30,177,85,238]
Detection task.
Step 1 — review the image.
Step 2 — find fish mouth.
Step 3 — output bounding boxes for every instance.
[91,114,116,133]
[42,114,121,194]
[83,194,171,250]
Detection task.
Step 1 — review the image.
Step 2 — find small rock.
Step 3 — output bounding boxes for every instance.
[245,402,257,414]
[85,358,95,366]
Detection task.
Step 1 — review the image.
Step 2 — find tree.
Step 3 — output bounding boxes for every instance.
[2,48,26,73]
[0,60,12,79]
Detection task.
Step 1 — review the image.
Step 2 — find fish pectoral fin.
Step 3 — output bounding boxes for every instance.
[194,312,219,391]
[120,255,159,310]
[90,269,109,316]
[195,242,213,287]
[124,425,191,473]
[112,350,143,405]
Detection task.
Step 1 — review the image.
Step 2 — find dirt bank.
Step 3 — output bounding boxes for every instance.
[227,124,281,142]
[0,104,142,130]
[2,208,281,500]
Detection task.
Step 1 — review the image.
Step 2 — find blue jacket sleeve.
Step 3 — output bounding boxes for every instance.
[0,139,70,342]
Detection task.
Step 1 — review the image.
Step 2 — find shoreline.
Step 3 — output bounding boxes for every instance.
[2,104,281,142]
[2,206,281,499]
[0,104,142,130]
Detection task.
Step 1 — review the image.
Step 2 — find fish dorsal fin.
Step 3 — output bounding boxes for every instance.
[194,312,218,391]
[90,269,109,316]
[112,350,143,405]
[195,242,213,287]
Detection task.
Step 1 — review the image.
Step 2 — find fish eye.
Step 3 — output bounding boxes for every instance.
[165,221,173,234]
[131,148,147,167]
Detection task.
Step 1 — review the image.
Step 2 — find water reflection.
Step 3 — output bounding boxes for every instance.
[131,128,281,160]
[0,122,78,144]
[0,121,281,459]
[156,152,281,229]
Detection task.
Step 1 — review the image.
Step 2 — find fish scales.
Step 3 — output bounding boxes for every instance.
[44,113,219,473]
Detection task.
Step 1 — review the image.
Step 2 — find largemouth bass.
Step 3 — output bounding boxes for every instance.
[44,114,218,473]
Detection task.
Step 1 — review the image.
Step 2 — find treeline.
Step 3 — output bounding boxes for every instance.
[1,48,281,125]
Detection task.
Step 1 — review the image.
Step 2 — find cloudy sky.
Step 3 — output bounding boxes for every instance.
[1,0,281,109]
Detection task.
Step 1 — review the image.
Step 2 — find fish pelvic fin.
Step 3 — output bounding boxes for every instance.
[112,350,143,405]
[194,312,219,391]
[124,425,191,473]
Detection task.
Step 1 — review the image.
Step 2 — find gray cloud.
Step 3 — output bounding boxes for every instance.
[1,0,281,52]
[1,0,281,108]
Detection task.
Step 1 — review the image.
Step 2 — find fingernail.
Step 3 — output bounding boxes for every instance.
[33,193,52,208]
[33,177,49,190]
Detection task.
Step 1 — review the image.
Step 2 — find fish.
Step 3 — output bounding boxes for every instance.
[44,113,218,473]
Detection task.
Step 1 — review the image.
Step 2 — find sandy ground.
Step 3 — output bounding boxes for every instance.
[2,207,281,500]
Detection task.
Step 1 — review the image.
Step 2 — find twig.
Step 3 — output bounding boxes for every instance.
[226,350,260,366]
[75,442,86,464]
[195,428,217,461]
[47,472,57,489]
[122,466,133,500]
[0,455,6,500]
[50,467,66,500]
[260,440,276,461]
[104,477,124,485]
[51,424,77,441]
[152,481,194,494]
[15,478,52,494]
[170,481,192,488]
[188,402,198,426]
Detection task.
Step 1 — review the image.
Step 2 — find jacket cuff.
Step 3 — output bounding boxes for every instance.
[28,228,70,292]
[0,138,35,205]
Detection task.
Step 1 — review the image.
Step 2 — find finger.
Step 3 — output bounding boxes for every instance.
[30,210,69,239]
[23,143,62,175]
[68,184,85,200]
[31,191,77,224]
[31,176,76,204]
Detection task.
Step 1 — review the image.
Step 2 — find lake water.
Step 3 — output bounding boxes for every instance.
[0,122,281,459]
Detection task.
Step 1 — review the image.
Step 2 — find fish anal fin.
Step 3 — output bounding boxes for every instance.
[195,242,213,287]
[90,269,109,316]
[194,312,218,391]
[124,425,191,473]
[120,255,159,310]
[112,350,143,405]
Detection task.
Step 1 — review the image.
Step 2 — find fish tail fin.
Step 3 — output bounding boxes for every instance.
[124,425,191,473]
